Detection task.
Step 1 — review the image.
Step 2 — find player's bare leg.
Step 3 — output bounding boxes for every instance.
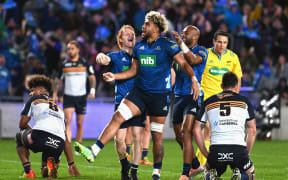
[130,126,143,179]
[141,116,153,165]
[76,114,85,143]
[150,116,166,180]
[125,126,132,160]
[173,123,183,149]
[64,108,75,143]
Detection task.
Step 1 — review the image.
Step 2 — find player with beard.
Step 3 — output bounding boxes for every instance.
[75,11,199,180]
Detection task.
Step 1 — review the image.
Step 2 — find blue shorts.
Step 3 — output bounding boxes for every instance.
[115,104,146,129]
[172,95,198,124]
[125,88,170,116]
[63,94,87,114]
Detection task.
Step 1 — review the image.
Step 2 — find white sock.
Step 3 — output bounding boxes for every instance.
[152,169,161,176]
[91,144,101,156]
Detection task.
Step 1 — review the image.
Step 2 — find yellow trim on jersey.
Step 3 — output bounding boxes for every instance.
[201,48,242,100]
[206,101,247,111]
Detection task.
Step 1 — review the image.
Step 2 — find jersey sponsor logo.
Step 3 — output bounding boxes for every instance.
[218,152,233,160]
[155,46,161,50]
[171,44,178,49]
[140,55,156,67]
[46,137,60,148]
[122,65,129,71]
[208,59,214,63]
[219,119,238,125]
[139,46,145,50]
[209,67,229,75]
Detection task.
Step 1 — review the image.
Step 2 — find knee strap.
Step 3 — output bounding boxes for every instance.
[150,122,164,133]
[116,102,133,121]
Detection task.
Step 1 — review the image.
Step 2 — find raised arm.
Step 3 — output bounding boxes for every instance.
[173,53,199,100]
[96,53,111,66]
[172,31,203,65]
[103,58,139,82]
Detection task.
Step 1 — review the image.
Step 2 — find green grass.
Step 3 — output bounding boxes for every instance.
[0,139,287,179]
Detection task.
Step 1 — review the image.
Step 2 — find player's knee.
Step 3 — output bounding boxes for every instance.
[116,103,133,121]
[114,136,125,146]
[15,132,23,148]
[150,122,164,133]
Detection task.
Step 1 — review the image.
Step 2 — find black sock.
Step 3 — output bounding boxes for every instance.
[23,162,31,174]
[120,157,129,168]
[141,148,149,160]
[131,164,138,174]
[182,163,191,176]
[96,140,104,149]
[192,157,200,169]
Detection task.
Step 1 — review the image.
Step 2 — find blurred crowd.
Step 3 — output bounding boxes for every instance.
[0,0,288,101]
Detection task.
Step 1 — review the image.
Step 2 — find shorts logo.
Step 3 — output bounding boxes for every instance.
[140,55,156,67]
[209,67,229,76]
[243,159,252,170]
[46,137,60,148]
[218,153,233,160]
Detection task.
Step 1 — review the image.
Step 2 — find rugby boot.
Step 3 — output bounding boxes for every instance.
[74,142,95,163]
[47,157,57,179]
[189,165,204,179]
[140,157,153,165]
[19,169,36,178]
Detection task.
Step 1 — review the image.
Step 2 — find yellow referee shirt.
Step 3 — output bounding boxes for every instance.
[201,48,242,100]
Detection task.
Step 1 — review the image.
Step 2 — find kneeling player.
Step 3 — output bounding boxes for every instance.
[16,75,66,178]
[194,72,256,180]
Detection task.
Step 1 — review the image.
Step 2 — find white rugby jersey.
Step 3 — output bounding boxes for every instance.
[58,57,94,96]
[21,94,66,140]
[197,91,255,146]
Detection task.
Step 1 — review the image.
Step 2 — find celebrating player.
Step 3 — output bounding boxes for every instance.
[75,11,199,180]
[171,25,208,180]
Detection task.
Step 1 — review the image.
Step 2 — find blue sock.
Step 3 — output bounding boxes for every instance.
[182,163,191,176]
[95,140,104,149]
[131,164,138,174]
[192,157,200,169]
[153,162,162,169]
[141,148,149,160]
[241,173,249,180]
[126,144,131,154]
[23,162,31,174]
[120,158,129,168]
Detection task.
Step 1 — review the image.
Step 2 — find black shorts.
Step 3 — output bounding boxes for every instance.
[207,145,253,176]
[172,95,198,124]
[125,88,170,116]
[115,104,146,129]
[23,129,65,163]
[63,94,87,114]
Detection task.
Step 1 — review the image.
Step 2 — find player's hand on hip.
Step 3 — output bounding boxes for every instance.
[191,80,200,101]
[171,31,182,45]
[103,72,115,82]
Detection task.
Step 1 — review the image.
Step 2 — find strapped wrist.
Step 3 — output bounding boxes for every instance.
[180,42,190,53]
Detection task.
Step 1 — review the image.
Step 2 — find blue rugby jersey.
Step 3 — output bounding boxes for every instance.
[174,45,208,96]
[108,50,135,104]
[132,37,180,93]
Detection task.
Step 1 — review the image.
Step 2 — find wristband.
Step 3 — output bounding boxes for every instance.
[68,161,74,166]
[90,88,95,95]
[180,42,190,53]
[192,76,198,81]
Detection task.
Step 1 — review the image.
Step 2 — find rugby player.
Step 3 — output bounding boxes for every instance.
[53,40,96,145]
[16,75,65,178]
[75,11,199,180]
[194,72,256,180]
[92,25,145,180]
[197,30,243,166]
[171,25,208,180]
